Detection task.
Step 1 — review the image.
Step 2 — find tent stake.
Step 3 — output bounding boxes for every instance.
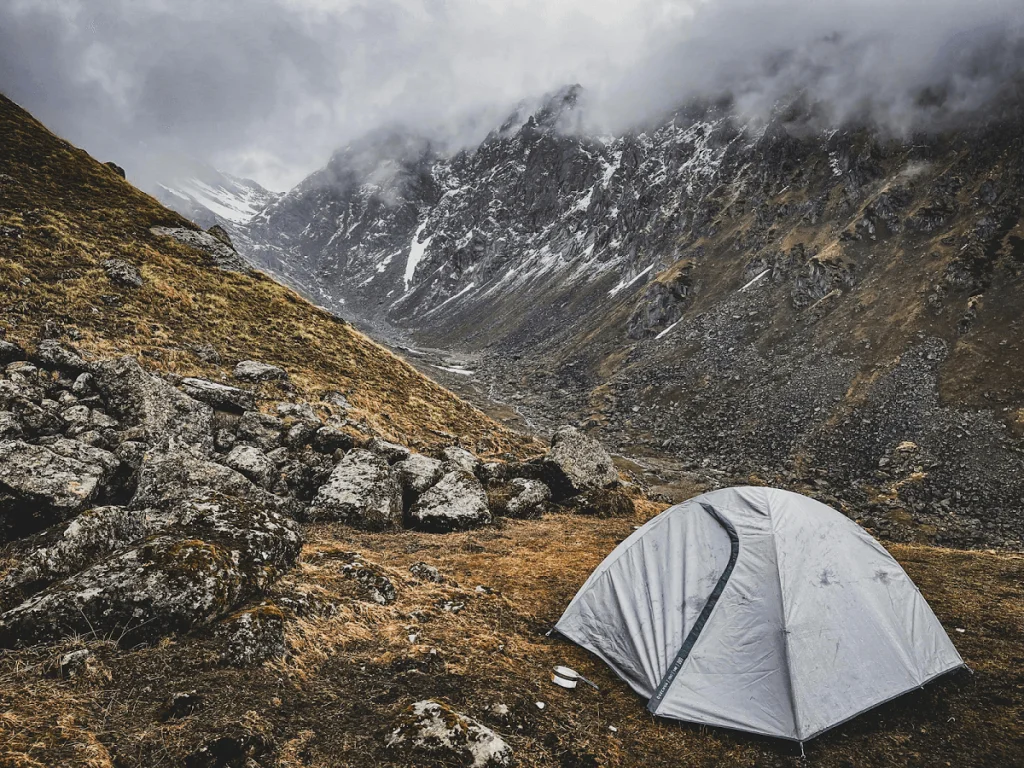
[800,742,806,759]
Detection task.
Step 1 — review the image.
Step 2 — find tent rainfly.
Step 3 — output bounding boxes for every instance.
[554,486,964,744]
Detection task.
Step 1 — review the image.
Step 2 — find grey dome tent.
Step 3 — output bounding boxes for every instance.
[554,487,964,744]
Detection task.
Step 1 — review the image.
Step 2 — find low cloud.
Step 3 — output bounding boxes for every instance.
[0,0,1020,191]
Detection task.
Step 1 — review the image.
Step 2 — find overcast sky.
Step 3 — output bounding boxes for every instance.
[1,0,1021,191]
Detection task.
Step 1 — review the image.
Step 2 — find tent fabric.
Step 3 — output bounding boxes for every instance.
[554,486,964,742]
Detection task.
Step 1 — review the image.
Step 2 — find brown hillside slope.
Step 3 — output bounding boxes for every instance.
[0,93,533,455]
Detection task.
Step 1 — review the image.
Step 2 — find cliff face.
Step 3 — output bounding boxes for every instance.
[240,87,1024,548]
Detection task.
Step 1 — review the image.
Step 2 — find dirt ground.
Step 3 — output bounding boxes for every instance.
[2,501,1021,768]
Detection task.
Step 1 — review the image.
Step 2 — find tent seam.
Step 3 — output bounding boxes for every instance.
[766,490,803,741]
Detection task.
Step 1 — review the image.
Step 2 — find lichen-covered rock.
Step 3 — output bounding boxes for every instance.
[478,461,510,485]
[275,401,317,421]
[36,340,88,373]
[312,425,353,454]
[409,471,492,532]
[132,451,280,511]
[0,506,149,611]
[233,360,288,382]
[150,226,251,273]
[366,437,411,464]
[223,445,275,489]
[504,478,551,519]
[409,561,445,584]
[541,426,618,500]
[276,451,334,502]
[307,449,401,529]
[441,446,480,475]
[215,604,286,667]
[394,453,444,506]
[181,378,255,413]
[0,493,301,648]
[102,258,143,288]
[92,356,214,453]
[0,439,122,541]
[0,410,22,440]
[386,700,512,768]
[236,411,283,453]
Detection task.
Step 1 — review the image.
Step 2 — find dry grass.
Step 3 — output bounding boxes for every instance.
[0,93,537,456]
[1,504,1020,767]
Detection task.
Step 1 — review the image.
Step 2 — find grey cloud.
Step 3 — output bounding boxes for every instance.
[0,0,1021,191]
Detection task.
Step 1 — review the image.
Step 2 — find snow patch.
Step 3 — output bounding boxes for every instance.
[608,265,653,297]
[404,220,432,289]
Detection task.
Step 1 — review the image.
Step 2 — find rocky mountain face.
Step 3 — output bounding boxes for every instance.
[236,85,1024,549]
[149,158,281,231]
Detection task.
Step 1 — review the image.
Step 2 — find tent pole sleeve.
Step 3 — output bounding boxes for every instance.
[646,503,739,714]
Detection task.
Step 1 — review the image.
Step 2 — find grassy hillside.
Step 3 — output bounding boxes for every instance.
[0,93,533,455]
[2,501,1021,767]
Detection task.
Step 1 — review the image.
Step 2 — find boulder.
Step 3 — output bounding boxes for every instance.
[223,445,275,489]
[409,562,445,584]
[236,411,283,453]
[132,451,280,511]
[408,471,491,532]
[101,258,143,288]
[275,401,317,421]
[0,506,149,611]
[233,360,288,383]
[276,451,334,502]
[386,700,512,768]
[215,604,286,667]
[541,426,618,500]
[504,478,551,519]
[0,439,121,541]
[91,356,214,453]
[441,446,480,474]
[395,453,444,506]
[150,226,251,273]
[35,340,88,372]
[366,437,411,464]
[181,378,255,413]
[307,449,401,530]
[0,493,301,648]
[312,425,353,454]
[0,410,22,440]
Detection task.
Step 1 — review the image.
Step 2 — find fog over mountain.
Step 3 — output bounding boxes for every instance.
[1,0,1021,191]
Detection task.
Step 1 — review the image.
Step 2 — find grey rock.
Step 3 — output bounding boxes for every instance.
[386,700,512,768]
[59,648,94,677]
[394,454,444,502]
[91,356,214,453]
[36,340,88,372]
[275,401,317,421]
[102,258,143,288]
[0,411,22,440]
[181,378,255,412]
[235,411,283,452]
[409,471,492,532]
[215,604,286,667]
[224,445,275,489]
[0,506,150,610]
[233,360,288,382]
[312,425,353,454]
[150,226,251,273]
[0,439,121,540]
[541,426,618,500]
[215,428,237,453]
[409,561,445,584]
[441,446,480,474]
[0,493,301,648]
[307,449,401,529]
[132,451,280,511]
[366,437,411,464]
[275,451,334,502]
[283,421,318,449]
[504,478,551,518]
[114,440,148,470]
[71,372,94,396]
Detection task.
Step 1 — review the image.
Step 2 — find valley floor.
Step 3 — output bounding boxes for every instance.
[2,503,1021,767]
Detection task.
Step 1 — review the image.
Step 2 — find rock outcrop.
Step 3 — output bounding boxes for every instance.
[386,700,512,768]
[306,449,401,529]
[541,426,619,500]
[409,470,491,532]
